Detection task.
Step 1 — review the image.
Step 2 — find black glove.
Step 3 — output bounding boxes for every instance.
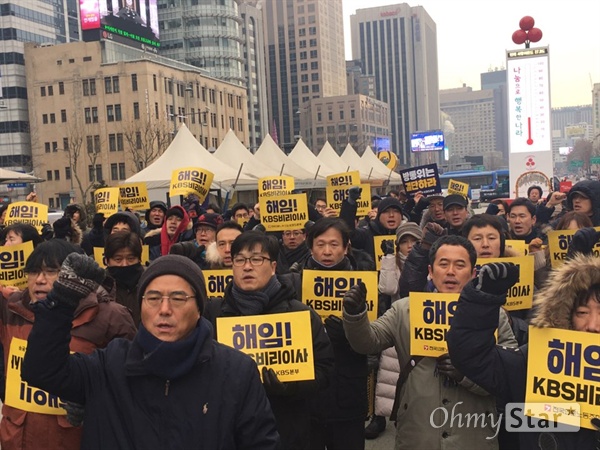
[347,186,362,205]
[592,417,600,429]
[52,253,106,307]
[380,239,395,256]
[343,282,367,315]
[436,353,464,383]
[568,227,600,257]
[40,223,54,241]
[421,222,447,249]
[64,401,85,427]
[475,262,520,296]
[262,367,291,396]
[485,203,499,215]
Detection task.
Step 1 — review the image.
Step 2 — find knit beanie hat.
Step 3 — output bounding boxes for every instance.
[376,197,403,221]
[395,221,423,246]
[137,255,207,313]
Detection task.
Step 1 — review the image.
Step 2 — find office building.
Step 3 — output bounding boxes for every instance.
[346,60,375,97]
[350,4,440,167]
[0,0,80,201]
[263,0,347,151]
[481,68,508,163]
[25,40,248,209]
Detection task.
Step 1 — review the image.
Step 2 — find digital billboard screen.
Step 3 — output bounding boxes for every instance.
[80,0,160,51]
[373,136,391,152]
[410,130,444,152]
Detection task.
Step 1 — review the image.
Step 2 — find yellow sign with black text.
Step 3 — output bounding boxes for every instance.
[447,179,469,197]
[259,193,309,232]
[0,241,34,289]
[301,270,378,322]
[169,167,214,202]
[326,183,372,217]
[409,292,459,357]
[525,327,600,430]
[258,176,295,199]
[5,338,67,414]
[373,235,396,271]
[217,311,315,382]
[5,202,49,232]
[94,187,119,216]
[203,270,233,298]
[475,256,534,311]
[505,240,528,256]
[547,227,600,268]
[326,171,360,187]
[118,183,150,211]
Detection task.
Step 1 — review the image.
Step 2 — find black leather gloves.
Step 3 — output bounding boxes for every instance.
[568,227,600,257]
[381,239,395,256]
[52,253,106,307]
[343,282,367,315]
[348,186,362,205]
[475,262,520,296]
[436,353,464,383]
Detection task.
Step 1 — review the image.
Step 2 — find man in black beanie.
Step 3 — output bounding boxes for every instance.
[21,253,279,449]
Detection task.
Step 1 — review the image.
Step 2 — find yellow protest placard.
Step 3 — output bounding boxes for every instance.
[217,311,315,382]
[0,241,34,289]
[94,187,119,216]
[203,270,233,298]
[447,179,469,197]
[5,338,67,414]
[301,270,378,323]
[118,183,150,211]
[476,256,534,311]
[93,245,150,268]
[325,183,372,217]
[373,235,396,271]
[326,171,361,187]
[547,227,600,268]
[525,327,600,430]
[5,202,49,232]
[258,176,295,199]
[505,239,528,256]
[409,292,459,357]
[259,193,309,232]
[169,167,214,202]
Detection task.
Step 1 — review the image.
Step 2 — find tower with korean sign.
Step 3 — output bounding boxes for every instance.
[507,17,553,197]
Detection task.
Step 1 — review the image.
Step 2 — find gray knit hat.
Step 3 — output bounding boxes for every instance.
[137,255,207,313]
[395,221,423,246]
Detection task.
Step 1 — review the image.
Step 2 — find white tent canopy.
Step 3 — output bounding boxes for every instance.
[288,138,338,178]
[124,124,257,191]
[214,130,275,183]
[254,134,325,188]
[340,144,375,179]
[360,146,404,184]
[316,142,352,175]
[0,168,44,183]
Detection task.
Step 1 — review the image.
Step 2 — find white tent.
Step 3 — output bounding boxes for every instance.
[360,146,404,184]
[254,134,325,188]
[316,142,352,175]
[214,130,275,183]
[288,139,338,177]
[124,124,257,191]
[0,168,44,183]
[340,144,375,179]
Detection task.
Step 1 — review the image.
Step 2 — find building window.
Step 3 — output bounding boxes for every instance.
[59,82,64,95]
[117,133,124,151]
[86,136,94,153]
[153,74,157,91]
[85,108,91,124]
[112,76,120,93]
[61,109,67,123]
[107,105,114,122]
[131,74,138,91]
[109,134,116,152]
[92,107,98,123]
[111,163,118,181]
[63,137,69,151]
[312,84,319,93]
[311,61,318,70]
[328,111,333,120]
[90,79,96,95]
[49,198,55,208]
[83,56,92,62]
[48,86,54,96]
[119,163,126,180]
[135,132,142,149]
[52,142,58,152]
[312,73,319,81]
[88,165,95,182]
[45,142,51,153]
[133,102,140,119]
[105,77,112,94]
[351,109,355,119]
[340,110,344,120]
[42,114,48,124]
[41,86,46,96]
[46,170,52,181]
[54,170,60,180]
[317,112,322,122]
[50,113,56,124]
[115,104,122,121]
[65,167,71,180]
[155,102,159,118]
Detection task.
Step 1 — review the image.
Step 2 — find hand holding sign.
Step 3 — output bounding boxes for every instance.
[342,282,367,315]
[381,239,395,256]
[475,262,520,296]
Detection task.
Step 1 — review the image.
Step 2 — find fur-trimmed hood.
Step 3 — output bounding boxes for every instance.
[530,253,600,329]
[205,241,225,269]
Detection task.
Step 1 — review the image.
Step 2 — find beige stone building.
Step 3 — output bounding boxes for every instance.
[25,40,248,209]
[299,94,390,156]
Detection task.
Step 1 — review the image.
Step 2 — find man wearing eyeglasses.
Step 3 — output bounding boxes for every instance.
[22,253,280,449]
[276,228,310,274]
[204,231,334,450]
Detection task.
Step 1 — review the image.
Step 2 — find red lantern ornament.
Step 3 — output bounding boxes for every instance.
[527,27,543,43]
[512,29,528,45]
[519,16,535,31]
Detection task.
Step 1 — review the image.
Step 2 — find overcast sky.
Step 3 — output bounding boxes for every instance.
[342,0,600,108]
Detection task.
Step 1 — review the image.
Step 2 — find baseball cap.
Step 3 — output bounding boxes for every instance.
[443,194,468,210]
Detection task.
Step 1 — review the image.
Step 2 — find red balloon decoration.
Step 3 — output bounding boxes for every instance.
[512,30,528,45]
[519,16,535,31]
[528,28,543,43]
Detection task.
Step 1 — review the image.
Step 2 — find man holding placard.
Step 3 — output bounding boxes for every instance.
[203,231,333,450]
[342,235,516,450]
[448,235,600,448]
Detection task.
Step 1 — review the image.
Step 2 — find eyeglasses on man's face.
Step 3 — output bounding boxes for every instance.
[142,291,195,308]
[232,256,272,267]
[282,231,303,238]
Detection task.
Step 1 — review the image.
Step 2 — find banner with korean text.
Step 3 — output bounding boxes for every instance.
[203,270,233,298]
[447,179,469,197]
[94,187,119,216]
[258,176,295,199]
[259,193,309,232]
[525,327,599,430]
[119,183,150,211]
[410,292,459,357]
[301,270,378,322]
[475,256,534,311]
[169,167,214,202]
[0,241,34,289]
[373,235,395,271]
[505,240,528,256]
[399,164,441,197]
[5,202,48,232]
[547,228,600,268]
[217,311,314,382]
[325,171,371,216]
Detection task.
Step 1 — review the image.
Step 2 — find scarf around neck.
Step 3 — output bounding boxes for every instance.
[231,275,281,315]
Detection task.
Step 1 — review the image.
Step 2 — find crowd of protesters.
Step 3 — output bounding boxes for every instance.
[0,179,597,450]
